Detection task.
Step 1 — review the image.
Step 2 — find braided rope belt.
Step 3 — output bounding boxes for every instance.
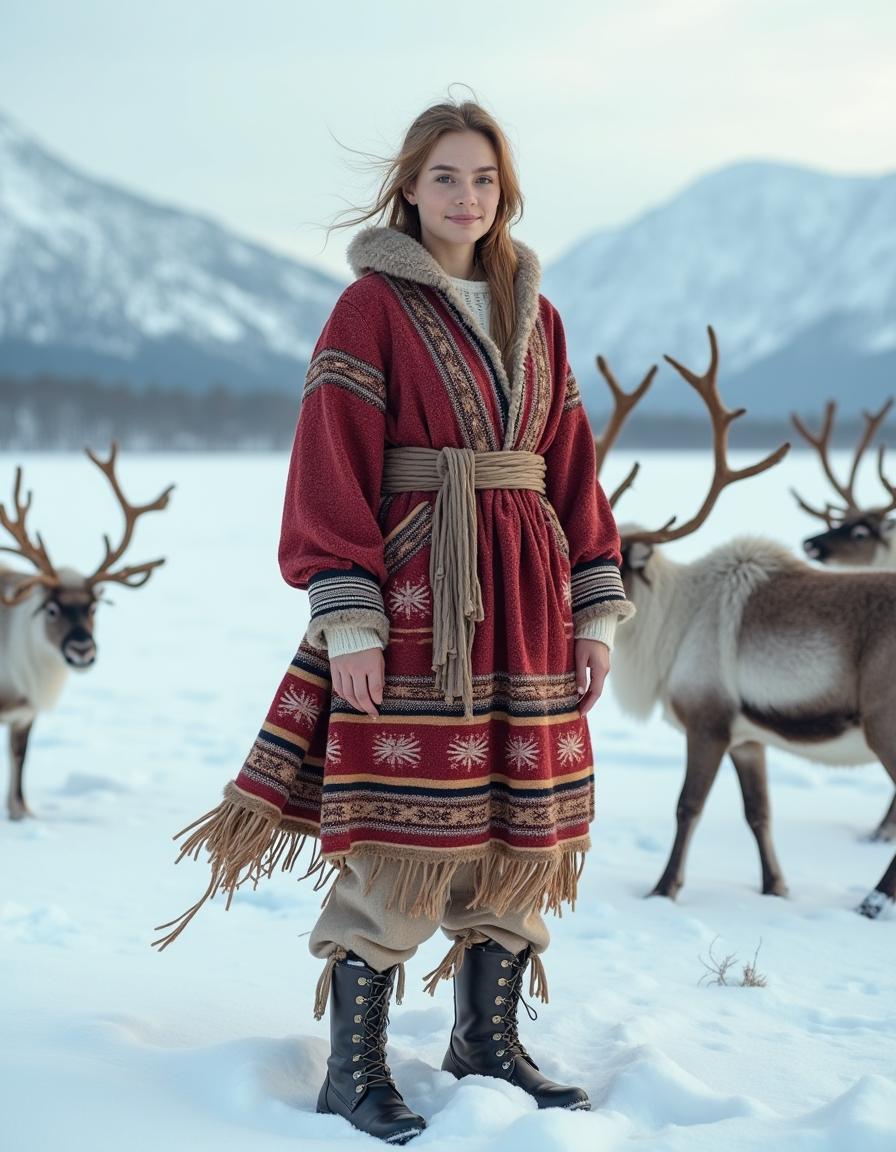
[381,446,547,719]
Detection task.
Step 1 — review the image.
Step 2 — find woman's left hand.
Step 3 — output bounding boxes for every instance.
[575,638,611,716]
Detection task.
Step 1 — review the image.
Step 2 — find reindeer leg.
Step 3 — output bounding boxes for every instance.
[869,790,896,843]
[8,721,34,821]
[856,711,896,918]
[728,741,788,896]
[858,856,896,919]
[651,726,728,900]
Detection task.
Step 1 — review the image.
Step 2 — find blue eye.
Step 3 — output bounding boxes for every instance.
[435,175,494,183]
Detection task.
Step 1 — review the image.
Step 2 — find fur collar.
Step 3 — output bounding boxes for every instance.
[346,225,543,444]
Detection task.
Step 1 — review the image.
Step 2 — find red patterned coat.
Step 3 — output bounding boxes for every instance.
[156,226,635,945]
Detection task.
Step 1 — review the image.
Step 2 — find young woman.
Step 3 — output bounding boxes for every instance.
[155,97,634,1145]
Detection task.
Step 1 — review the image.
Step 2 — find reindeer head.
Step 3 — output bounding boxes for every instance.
[0,444,174,669]
[790,399,896,568]
[593,327,790,586]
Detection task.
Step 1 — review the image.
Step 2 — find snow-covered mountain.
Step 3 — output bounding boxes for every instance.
[0,112,345,392]
[543,161,896,418]
[2,110,894,419]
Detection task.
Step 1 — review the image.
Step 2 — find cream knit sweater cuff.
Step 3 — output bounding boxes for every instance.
[324,611,619,658]
[574,613,617,651]
[322,623,385,659]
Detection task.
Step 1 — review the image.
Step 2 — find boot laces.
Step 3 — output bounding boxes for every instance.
[492,951,537,1069]
[352,970,399,1093]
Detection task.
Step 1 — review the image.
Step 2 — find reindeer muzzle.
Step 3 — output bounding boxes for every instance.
[62,628,97,669]
[803,536,827,562]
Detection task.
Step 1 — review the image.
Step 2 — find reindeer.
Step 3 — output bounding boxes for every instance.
[791,398,896,568]
[595,329,896,917]
[790,400,896,837]
[0,444,173,819]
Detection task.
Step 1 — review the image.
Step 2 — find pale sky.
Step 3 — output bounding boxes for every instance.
[2,0,894,279]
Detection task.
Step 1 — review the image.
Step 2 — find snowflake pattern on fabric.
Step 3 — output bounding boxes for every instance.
[387,577,432,620]
[447,732,490,771]
[372,731,423,769]
[561,577,572,608]
[326,731,342,764]
[505,733,540,772]
[556,730,586,766]
[276,685,320,729]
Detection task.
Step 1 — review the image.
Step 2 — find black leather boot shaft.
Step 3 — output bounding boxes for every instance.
[317,952,426,1144]
[441,938,590,1111]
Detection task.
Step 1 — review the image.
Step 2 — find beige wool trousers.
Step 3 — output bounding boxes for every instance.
[309,854,551,974]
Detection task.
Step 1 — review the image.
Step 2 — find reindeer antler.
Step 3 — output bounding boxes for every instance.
[623,326,790,548]
[873,444,896,517]
[608,461,641,509]
[593,356,657,477]
[0,467,61,606]
[592,356,656,509]
[85,442,175,589]
[790,398,894,524]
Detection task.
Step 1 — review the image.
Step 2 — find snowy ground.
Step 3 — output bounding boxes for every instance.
[1,449,894,1152]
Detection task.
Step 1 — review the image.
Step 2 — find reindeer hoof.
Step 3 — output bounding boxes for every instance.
[649,882,680,901]
[857,890,893,919]
[8,798,33,821]
[762,879,789,897]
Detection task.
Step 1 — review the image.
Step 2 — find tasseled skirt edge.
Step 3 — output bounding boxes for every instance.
[151,781,326,951]
[340,842,588,921]
[152,781,589,952]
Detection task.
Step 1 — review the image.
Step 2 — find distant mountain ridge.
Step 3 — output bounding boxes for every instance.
[542,160,896,418]
[0,112,343,392]
[2,113,894,420]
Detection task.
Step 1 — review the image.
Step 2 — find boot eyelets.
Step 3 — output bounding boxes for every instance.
[353,1014,362,1023]
[497,978,507,986]
[352,1034,361,1043]
[357,977,368,985]
[494,996,504,1005]
[355,1085,364,1094]
[500,959,510,968]
[352,1054,361,1062]
[492,1033,501,1040]
[353,1070,362,1080]
[496,1048,505,1056]
[355,995,366,1005]
[492,1015,501,1023]
[502,1061,511,1070]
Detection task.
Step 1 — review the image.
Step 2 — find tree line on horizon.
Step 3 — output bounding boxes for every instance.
[0,374,302,450]
[0,372,851,452]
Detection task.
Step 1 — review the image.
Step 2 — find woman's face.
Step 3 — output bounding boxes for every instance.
[404,130,501,252]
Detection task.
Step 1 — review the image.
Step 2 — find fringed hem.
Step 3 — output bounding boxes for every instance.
[343,838,590,920]
[153,778,589,951]
[151,781,326,952]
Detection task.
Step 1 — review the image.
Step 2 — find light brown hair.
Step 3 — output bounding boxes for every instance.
[326,90,525,369]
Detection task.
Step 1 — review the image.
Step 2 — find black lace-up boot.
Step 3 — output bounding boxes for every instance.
[441,938,590,1110]
[316,951,426,1144]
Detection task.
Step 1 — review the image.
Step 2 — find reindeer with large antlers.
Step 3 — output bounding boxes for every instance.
[0,444,173,819]
[597,327,896,917]
[791,398,896,568]
[790,399,896,838]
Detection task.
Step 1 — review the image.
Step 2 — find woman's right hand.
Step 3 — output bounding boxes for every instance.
[330,648,385,718]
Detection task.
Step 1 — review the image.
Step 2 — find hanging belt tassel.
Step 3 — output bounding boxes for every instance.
[380,445,547,720]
